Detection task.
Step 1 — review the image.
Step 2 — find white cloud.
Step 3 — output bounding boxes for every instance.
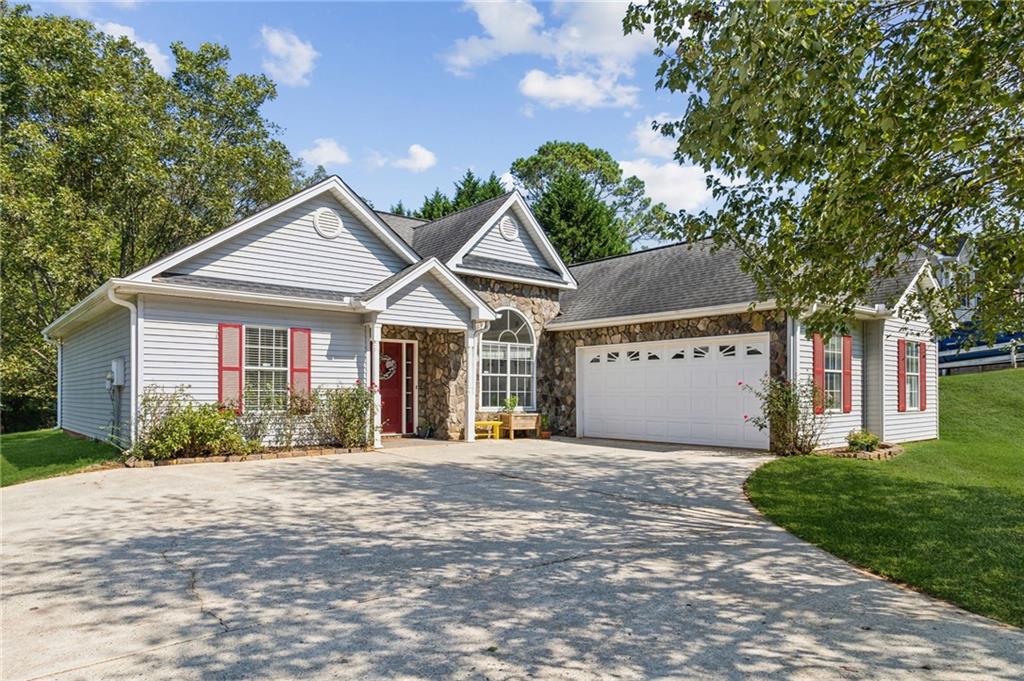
[500,172,516,191]
[97,22,172,76]
[259,26,318,87]
[299,138,350,168]
[447,1,651,109]
[519,69,638,109]
[632,114,678,160]
[619,159,712,213]
[392,144,438,173]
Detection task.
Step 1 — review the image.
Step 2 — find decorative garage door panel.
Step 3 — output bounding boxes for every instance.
[578,334,770,449]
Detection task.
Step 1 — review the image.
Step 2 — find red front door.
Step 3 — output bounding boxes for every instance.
[379,342,404,434]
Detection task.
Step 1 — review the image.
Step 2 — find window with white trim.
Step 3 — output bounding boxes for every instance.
[905,340,921,409]
[823,335,843,410]
[244,326,288,410]
[481,309,534,409]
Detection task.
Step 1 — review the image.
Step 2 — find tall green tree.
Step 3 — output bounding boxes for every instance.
[510,141,681,246]
[532,172,629,264]
[625,0,1024,340]
[412,169,507,219]
[415,189,454,220]
[0,4,311,429]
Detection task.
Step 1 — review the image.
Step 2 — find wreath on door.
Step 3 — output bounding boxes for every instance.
[380,353,398,381]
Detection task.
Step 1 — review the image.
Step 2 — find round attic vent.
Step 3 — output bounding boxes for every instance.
[313,207,343,239]
[498,215,519,241]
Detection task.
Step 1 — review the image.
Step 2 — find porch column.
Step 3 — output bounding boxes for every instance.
[464,326,479,442]
[368,319,383,449]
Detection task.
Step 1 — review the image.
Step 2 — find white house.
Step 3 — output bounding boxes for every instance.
[44,175,940,450]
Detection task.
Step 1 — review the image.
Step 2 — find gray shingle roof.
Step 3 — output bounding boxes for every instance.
[864,253,928,306]
[555,241,929,325]
[461,255,564,283]
[374,211,426,247]
[410,193,513,263]
[556,241,761,324]
[358,263,420,300]
[156,274,357,302]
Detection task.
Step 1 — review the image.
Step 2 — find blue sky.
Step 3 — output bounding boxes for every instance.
[41,1,712,214]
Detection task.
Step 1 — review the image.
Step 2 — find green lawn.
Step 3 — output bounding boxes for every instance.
[1,429,120,486]
[747,369,1024,627]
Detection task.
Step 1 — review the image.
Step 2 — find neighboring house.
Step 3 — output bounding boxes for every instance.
[43,175,940,451]
[934,238,1023,374]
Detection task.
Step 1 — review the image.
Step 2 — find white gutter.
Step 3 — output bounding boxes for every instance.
[107,287,138,445]
[545,300,778,331]
[113,279,362,313]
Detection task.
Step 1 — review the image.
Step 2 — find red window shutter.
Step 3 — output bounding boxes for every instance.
[812,333,825,414]
[842,335,853,413]
[897,338,907,412]
[919,341,927,411]
[218,323,243,413]
[290,327,312,398]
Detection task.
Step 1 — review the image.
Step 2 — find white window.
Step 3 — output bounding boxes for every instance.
[244,326,288,410]
[481,309,534,409]
[824,335,843,410]
[905,341,921,409]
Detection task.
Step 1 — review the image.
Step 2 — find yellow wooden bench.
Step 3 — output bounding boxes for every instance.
[474,420,502,439]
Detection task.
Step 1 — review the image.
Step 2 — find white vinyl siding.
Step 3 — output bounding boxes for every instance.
[140,295,365,403]
[880,317,938,443]
[795,320,864,448]
[173,195,407,292]
[377,273,470,329]
[60,308,131,443]
[466,208,553,270]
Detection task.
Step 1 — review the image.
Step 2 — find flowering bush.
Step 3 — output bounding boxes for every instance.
[742,376,828,455]
[311,383,376,449]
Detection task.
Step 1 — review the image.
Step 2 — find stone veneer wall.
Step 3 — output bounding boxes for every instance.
[381,325,467,440]
[538,310,788,436]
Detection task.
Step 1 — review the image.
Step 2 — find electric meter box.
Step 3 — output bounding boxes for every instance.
[110,358,125,387]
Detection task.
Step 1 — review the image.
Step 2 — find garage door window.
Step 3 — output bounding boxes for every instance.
[481,309,534,409]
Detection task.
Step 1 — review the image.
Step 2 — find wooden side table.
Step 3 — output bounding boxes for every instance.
[499,413,541,440]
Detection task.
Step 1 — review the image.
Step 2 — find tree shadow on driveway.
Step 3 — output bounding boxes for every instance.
[2,440,1022,680]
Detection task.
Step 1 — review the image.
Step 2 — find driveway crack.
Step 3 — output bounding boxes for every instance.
[159,540,230,632]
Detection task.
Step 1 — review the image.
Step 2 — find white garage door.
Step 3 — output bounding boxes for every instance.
[577,333,770,449]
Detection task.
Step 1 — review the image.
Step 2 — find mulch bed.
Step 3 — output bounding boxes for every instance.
[815,442,905,460]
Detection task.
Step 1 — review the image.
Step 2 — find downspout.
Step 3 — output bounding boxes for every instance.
[107,287,138,447]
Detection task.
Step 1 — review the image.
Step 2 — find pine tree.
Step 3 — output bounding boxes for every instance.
[531,172,630,264]
[388,200,410,216]
[415,189,454,220]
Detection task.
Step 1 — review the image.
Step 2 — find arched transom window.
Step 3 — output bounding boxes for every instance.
[481,309,534,409]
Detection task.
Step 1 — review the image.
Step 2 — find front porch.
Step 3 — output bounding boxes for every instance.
[376,324,477,443]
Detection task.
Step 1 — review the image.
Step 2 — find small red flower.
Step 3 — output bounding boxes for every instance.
[737,380,744,386]
[743,414,749,421]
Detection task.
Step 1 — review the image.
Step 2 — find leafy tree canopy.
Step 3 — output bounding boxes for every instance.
[510,141,681,247]
[625,0,1024,341]
[1,4,313,428]
[531,172,629,264]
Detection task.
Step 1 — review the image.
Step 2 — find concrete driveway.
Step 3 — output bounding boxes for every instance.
[2,439,1021,680]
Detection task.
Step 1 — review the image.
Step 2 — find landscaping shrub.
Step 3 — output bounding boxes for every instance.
[743,376,828,455]
[135,387,252,460]
[847,429,882,452]
[312,383,376,449]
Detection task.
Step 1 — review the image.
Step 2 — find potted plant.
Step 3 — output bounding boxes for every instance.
[539,414,552,439]
[417,416,435,439]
